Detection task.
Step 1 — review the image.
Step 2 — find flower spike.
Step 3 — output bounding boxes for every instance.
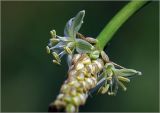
[46,10,142,112]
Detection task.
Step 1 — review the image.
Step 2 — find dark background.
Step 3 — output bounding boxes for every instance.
[1,1,159,112]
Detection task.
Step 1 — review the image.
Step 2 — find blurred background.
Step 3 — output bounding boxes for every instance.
[1,1,159,112]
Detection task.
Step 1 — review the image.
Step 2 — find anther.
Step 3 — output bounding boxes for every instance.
[52,52,61,62]
[46,46,50,54]
[50,30,56,38]
[64,46,72,54]
[101,84,109,94]
[118,81,127,91]
[53,60,60,65]
[50,38,60,43]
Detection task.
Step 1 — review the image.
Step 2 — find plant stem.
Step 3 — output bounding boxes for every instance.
[96,1,149,50]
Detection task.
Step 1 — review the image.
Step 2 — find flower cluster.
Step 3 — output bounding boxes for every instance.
[98,63,142,95]
[46,29,75,65]
[49,53,104,112]
[46,10,95,65]
[46,10,142,112]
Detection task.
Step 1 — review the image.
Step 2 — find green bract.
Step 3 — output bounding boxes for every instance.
[64,10,85,40]
[76,39,94,53]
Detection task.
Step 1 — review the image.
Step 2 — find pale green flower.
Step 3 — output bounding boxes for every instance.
[46,10,95,65]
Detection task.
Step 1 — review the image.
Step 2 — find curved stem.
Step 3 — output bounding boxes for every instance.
[96,1,149,50]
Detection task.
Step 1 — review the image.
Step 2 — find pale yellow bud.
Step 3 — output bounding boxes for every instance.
[57,94,64,100]
[64,95,72,103]
[68,80,78,86]
[60,84,69,93]
[85,37,98,44]
[75,63,84,71]
[92,59,104,71]
[81,57,91,65]
[70,89,77,96]
[72,96,81,106]
[79,81,90,91]
[68,70,77,77]
[76,73,85,81]
[91,64,96,75]
[90,77,97,86]
[66,104,76,112]
[86,64,92,73]
[85,78,95,89]
[78,54,88,61]
[54,100,66,107]
[81,68,88,76]
[72,54,81,64]
[77,93,86,104]
[101,51,109,63]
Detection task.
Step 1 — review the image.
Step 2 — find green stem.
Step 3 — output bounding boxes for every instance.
[96,1,149,50]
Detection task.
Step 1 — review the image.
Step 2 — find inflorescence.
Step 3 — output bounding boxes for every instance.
[46,10,142,112]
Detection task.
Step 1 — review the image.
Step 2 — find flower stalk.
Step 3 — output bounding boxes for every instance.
[96,1,149,50]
